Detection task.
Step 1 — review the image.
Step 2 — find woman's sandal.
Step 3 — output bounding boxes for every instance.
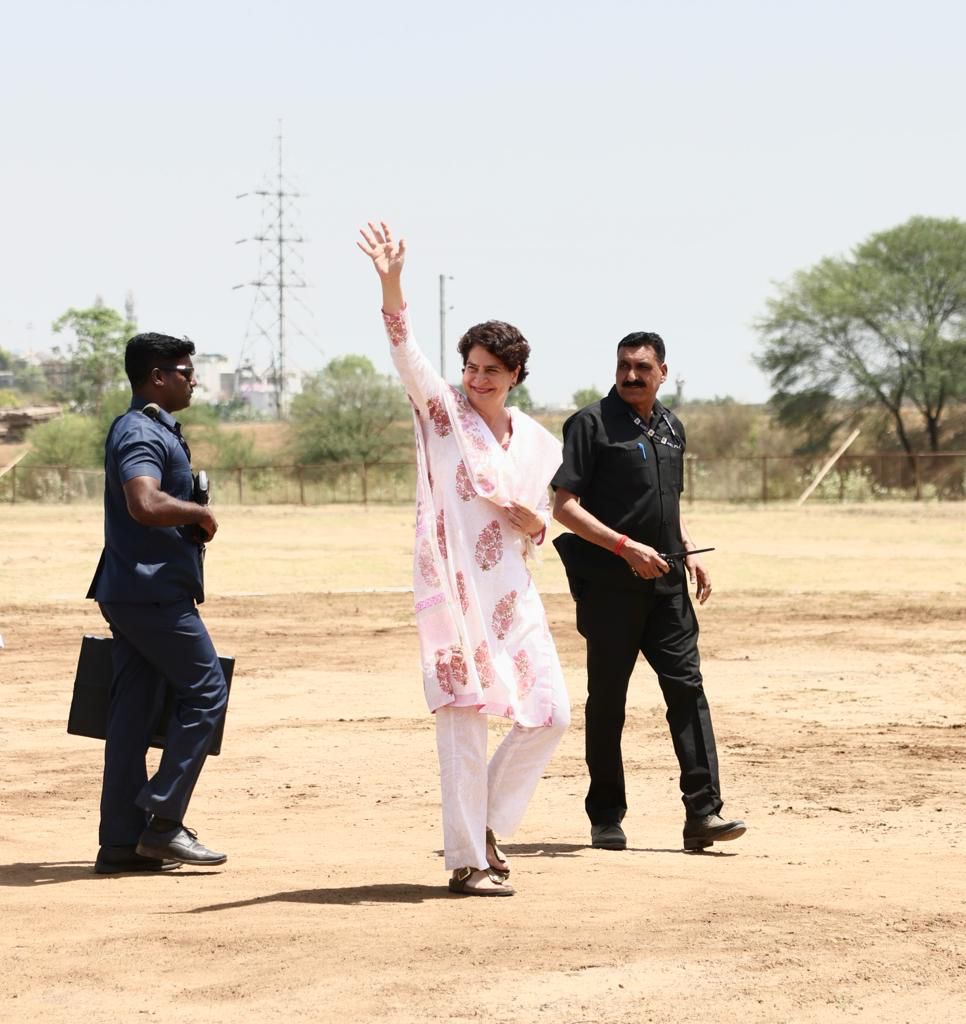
[485,827,510,877]
[448,866,515,897]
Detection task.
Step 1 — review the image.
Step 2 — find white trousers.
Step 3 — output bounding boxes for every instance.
[435,698,570,871]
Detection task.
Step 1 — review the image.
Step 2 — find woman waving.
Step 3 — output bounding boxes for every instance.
[358,221,569,896]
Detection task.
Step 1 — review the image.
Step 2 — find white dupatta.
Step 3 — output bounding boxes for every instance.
[384,306,565,726]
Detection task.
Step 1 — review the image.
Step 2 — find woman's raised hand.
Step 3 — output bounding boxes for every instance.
[357,221,406,280]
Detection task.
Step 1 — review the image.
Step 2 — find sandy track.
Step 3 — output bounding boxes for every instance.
[1,503,964,1023]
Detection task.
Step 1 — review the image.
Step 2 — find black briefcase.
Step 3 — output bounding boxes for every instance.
[67,635,234,756]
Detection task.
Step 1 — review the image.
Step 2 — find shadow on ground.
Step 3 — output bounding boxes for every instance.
[433,842,733,858]
[185,883,455,913]
[0,862,219,885]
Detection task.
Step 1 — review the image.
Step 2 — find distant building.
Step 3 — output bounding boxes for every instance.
[191,353,233,403]
[236,379,278,416]
[231,360,302,417]
[192,356,303,417]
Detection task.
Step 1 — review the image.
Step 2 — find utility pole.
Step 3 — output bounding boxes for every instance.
[673,374,685,405]
[439,274,453,379]
[234,123,309,419]
[124,291,138,331]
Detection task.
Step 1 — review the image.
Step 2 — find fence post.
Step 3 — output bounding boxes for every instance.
[236,467,243,504]
[361,464,369,505]
[761,456,768,503]
[10,464,16,503]
[914,453,922,500]
[297,466,305,505]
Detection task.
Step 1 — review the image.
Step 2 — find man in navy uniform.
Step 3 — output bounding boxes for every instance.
[91,332,228,873]
[552,331,746,853]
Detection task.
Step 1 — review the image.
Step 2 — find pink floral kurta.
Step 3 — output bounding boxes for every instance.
[384,307,566,728]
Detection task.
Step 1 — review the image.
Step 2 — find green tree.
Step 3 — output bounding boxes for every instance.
[506,381,535,412]
[14,361,48,396]
[572,386,603,409]
[24,413,102,467]
[756,217,966,454]
[290,355,411,465]
[0,346,49,398]
[52,303,135,415]
[94,388,134,434]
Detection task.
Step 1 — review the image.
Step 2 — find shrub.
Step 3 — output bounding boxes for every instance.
[24,414,101,467]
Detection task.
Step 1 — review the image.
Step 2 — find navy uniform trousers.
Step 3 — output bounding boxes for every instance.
[98,598,228,847]
[575,580,723,825]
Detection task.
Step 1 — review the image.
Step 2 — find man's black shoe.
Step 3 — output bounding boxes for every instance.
[591,823,627,850]
[94,845,181,875]
[683,814,746,851]
[136,825,227,867]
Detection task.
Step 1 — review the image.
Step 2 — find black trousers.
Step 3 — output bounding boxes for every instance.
[98,599,228,847]
[575,581,723,824]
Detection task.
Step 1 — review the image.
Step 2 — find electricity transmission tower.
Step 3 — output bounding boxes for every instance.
[234,126,311,418]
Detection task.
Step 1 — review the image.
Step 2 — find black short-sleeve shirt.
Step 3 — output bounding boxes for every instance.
[94,397,204,604]
[551,388,686,593]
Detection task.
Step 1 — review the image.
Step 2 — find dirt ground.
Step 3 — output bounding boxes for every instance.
[1,501,964,1024]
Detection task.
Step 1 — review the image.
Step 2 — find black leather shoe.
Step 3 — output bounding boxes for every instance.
[591,822,627,850]
[95,845,181,875]
[136,825,227,866]
[683,814,746,851]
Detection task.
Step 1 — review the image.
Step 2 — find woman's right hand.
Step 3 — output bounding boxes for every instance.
[358,220,406,314]
[357,221,406,280]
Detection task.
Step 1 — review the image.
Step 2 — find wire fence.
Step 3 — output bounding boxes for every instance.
[2,452,965,505]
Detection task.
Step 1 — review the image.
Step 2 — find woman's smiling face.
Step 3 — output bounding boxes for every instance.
[462,344,519,413]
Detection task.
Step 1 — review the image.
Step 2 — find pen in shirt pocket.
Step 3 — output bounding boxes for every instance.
[637,442,647,461]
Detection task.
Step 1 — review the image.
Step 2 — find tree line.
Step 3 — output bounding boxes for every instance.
[756,216,966,455]
[4,215,964,471]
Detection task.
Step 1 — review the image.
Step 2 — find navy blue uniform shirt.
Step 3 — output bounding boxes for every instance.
[551,388,686,594]
[94,397,204,604]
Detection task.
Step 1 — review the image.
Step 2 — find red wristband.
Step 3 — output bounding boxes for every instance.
[613,535,628,555]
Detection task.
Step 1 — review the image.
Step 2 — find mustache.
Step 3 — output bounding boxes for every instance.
[621,381,646,388]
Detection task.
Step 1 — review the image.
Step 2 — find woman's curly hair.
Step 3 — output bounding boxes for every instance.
[457,321,530,386]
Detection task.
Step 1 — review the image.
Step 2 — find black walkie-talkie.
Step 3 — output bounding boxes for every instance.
[194,470,209,507]
[189,470,210,546]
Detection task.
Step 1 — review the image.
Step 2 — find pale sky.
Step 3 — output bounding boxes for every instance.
[2,0,964,406]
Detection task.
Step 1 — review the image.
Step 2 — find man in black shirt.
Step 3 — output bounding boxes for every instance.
[551,331,746,852]
[90,332,228,873]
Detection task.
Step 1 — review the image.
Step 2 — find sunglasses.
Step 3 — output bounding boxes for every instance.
[157,365,195,381]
